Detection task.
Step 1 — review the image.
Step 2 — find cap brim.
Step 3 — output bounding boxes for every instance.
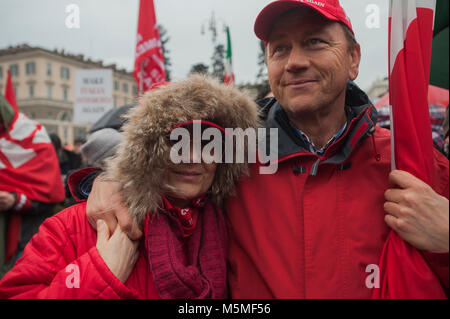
[254,0,341,41]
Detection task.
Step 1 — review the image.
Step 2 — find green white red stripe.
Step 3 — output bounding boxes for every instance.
[224,26,235,84]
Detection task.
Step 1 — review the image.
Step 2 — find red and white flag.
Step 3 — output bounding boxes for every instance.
[133,0,166,93]
[373,0,446,299]
[1,71,64,262]
[224,26,235,85]
[389,0,436,182]
[1,70,64,204]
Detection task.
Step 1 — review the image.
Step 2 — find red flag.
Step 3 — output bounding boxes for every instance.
[389,0,436,184]
[133,0,166,93]
[5,70,18,124]
[373,0,446,299]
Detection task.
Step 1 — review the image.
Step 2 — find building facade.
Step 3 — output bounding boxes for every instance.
[0,44,137,145]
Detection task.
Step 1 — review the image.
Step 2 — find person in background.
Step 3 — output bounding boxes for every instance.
[73,137,86,155]
[377,103,448,156]
[62,128,124,208]
[0,95,65,278]
[81,128,123,167]
[50,133,83,182]
[73,137,87,165]
[50,133,85,207]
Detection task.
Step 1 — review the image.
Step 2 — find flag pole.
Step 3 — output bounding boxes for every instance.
[139,62,144,95]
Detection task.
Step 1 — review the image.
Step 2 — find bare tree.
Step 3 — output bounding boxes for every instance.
[158,24,172,81]
[189,63,210,75]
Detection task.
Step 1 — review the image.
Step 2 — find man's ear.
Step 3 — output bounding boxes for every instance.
[348,43,361,81]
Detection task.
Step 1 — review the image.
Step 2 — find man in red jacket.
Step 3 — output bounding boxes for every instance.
[65,0,449,298]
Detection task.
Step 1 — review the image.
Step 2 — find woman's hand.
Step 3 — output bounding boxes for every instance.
[96,219,140,283]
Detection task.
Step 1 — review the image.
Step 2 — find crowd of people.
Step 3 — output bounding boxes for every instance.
[0,0,448,299]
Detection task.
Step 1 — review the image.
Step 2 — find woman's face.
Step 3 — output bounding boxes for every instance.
[165,123,222,208]
[165,161,217,208]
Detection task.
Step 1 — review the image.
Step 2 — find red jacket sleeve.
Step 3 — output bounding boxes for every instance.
[0,205,138,299]
[422,150,450,295]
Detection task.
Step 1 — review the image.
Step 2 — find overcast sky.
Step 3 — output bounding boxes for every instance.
[0,0,389,90]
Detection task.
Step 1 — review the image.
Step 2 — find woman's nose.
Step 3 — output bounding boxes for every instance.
[190,142,202,163]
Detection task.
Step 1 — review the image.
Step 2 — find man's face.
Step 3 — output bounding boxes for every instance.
[266,7,361,118]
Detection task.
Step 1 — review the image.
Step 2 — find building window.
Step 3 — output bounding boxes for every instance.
[0,66,3,79]
[63,127,68,143]
[63,87,69,101]
[13,85,18,98]
[28,84,34,98]
[9,64,19,77]
[47,63,52,76]
[133,84,138,96]
[47,83,53,98]
[113,95,117,107]
[61,67,70,80]
[123,98,127,105]
[122,82,128,93]
[26,61,36,75]
[61,112,71,122]
[114,80,119,91]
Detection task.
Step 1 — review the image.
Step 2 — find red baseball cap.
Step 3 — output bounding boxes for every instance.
[254,0,354,42]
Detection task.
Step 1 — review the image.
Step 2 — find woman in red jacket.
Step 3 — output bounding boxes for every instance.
[0,75,260,299]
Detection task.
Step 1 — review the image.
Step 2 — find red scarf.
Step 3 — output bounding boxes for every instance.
[161,196,207,238]
[144,197,228,299]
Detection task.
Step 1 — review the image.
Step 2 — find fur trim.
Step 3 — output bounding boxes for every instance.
[105,75,261,226]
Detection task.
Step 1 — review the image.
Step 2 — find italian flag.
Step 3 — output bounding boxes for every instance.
[224,26,235,85]
[373,0,446,299]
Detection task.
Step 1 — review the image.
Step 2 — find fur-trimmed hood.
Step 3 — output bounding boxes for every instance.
[105,75,260,226]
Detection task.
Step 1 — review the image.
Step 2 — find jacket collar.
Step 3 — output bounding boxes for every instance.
[259,81,378,169]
